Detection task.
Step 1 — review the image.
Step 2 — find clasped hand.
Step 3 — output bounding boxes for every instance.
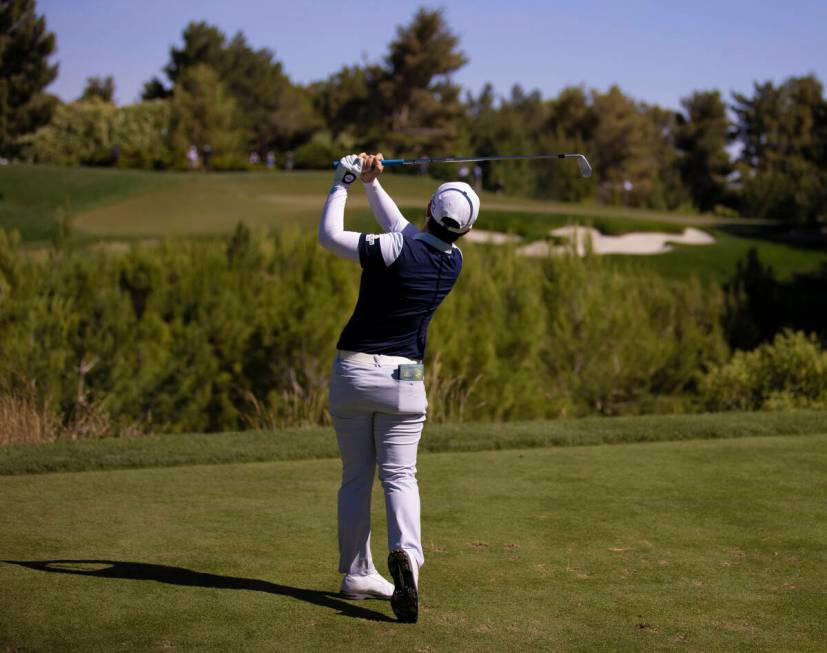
[334,152,384,187]
[358,152,384,183]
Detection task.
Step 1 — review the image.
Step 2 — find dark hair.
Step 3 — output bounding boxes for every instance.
[425,216,463,243]
[425,200,464,243]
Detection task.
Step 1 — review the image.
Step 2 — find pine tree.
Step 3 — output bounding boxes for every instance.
[145,21,318,152]
[374,8,468,156]
[0,0,58,156]
[167,64,245,167]
[79,75,115,103]
[674,90,732,213]
[732,75,827,223]
[590,86,664,206]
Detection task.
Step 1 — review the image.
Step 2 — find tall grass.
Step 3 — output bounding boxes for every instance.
[0,388,143,445]
[0,393,60,445]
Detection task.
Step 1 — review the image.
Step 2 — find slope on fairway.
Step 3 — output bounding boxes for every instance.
[1,433,824,652]
[0,164,757,241]
[66,170,760,239]
[0,164,178,242]
[4,165,824,282]
[70,170,437,237]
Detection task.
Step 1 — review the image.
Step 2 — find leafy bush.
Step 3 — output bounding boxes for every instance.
[23,99,118,166]
[292,131,337,169]
[701,330,827,410]
[429,245,727,419]
[0,225,357,435]
[24,99,173,169]
[167,65,246,170]
[111,101,172,169]
[0,225,730,438]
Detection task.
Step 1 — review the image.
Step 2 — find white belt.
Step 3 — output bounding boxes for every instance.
[337,349,420,365]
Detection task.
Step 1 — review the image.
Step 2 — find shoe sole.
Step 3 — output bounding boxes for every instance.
[340,591,391,600]
[388,550,418,623]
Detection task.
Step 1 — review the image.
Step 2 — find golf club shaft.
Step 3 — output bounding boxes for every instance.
[380,153,581,166]
[333,152,592,177]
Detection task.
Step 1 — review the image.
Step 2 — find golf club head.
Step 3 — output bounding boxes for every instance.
[577,155,592,178]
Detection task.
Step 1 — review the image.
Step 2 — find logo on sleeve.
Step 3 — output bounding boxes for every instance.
[366,234,377,245]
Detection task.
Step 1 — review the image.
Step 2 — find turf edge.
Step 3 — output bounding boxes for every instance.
[1,410,825,476]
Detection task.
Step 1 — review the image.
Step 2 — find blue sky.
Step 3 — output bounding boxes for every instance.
[40,0,827,110]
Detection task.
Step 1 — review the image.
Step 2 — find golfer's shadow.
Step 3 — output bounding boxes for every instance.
[3,559,393,623]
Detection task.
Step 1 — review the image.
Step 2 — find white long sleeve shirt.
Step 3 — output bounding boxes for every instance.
[319,179,424,264]
[318,177,462,359]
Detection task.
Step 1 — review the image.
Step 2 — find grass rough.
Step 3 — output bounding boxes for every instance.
[1,410,825,476]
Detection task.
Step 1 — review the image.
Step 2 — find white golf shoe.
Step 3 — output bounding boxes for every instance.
[340,571,395,600]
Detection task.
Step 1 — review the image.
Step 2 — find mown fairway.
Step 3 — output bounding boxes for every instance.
[2,418,825,652]
[2,165,824,283]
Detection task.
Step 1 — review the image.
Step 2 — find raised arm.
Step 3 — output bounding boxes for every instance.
[318,155,362,262]
[360,153,419,237]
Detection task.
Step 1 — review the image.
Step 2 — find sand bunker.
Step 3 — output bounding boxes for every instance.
[466,225,714,257]
[537,225,714,256]
[463,229,522,245]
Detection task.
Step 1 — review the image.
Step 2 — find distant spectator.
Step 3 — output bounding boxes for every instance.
[267,151,276,169]
[458,165,469,181]
[187,145,199,170]
[202,144,213,169]
[472,165,482,191]
[249,151,261,165]
[623,179,633,206]
[283,151,293,171]
[494,180,503,195]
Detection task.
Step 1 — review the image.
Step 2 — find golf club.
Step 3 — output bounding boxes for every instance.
[334,153,593,178]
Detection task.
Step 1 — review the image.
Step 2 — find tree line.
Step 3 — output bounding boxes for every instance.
[2,0,826,223]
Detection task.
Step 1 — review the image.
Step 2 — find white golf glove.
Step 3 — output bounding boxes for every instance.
[333,154,363,187]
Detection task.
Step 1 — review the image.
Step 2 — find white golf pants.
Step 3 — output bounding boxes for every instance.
[329,355,428,575]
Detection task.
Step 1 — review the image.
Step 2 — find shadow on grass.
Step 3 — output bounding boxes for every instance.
[3,559,394,623]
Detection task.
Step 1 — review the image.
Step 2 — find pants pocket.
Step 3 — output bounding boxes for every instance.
[398,380,427,414]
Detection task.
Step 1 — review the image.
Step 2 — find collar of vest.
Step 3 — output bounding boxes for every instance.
[414,231,453,254]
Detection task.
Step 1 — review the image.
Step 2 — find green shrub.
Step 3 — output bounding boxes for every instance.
[712,204,740,218]
[701,330,827,410]
[293,131,362,170]
[429,245,727,420]
[167,65,246,171]
[23,100,173,169]
[293,132,336,169]
[24,99,117,166]
[206,153,252,171]
[111,101,172,169]
[0,226,732,435]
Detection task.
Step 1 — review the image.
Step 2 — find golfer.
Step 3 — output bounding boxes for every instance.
[318,153,480,623]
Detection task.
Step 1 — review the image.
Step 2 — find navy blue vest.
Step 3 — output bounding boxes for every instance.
[337,232,462,360]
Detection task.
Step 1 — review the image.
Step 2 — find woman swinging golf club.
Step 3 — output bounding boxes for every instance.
[318,152,480,623]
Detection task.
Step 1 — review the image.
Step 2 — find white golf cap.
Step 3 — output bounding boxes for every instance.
[429,182,480,234]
